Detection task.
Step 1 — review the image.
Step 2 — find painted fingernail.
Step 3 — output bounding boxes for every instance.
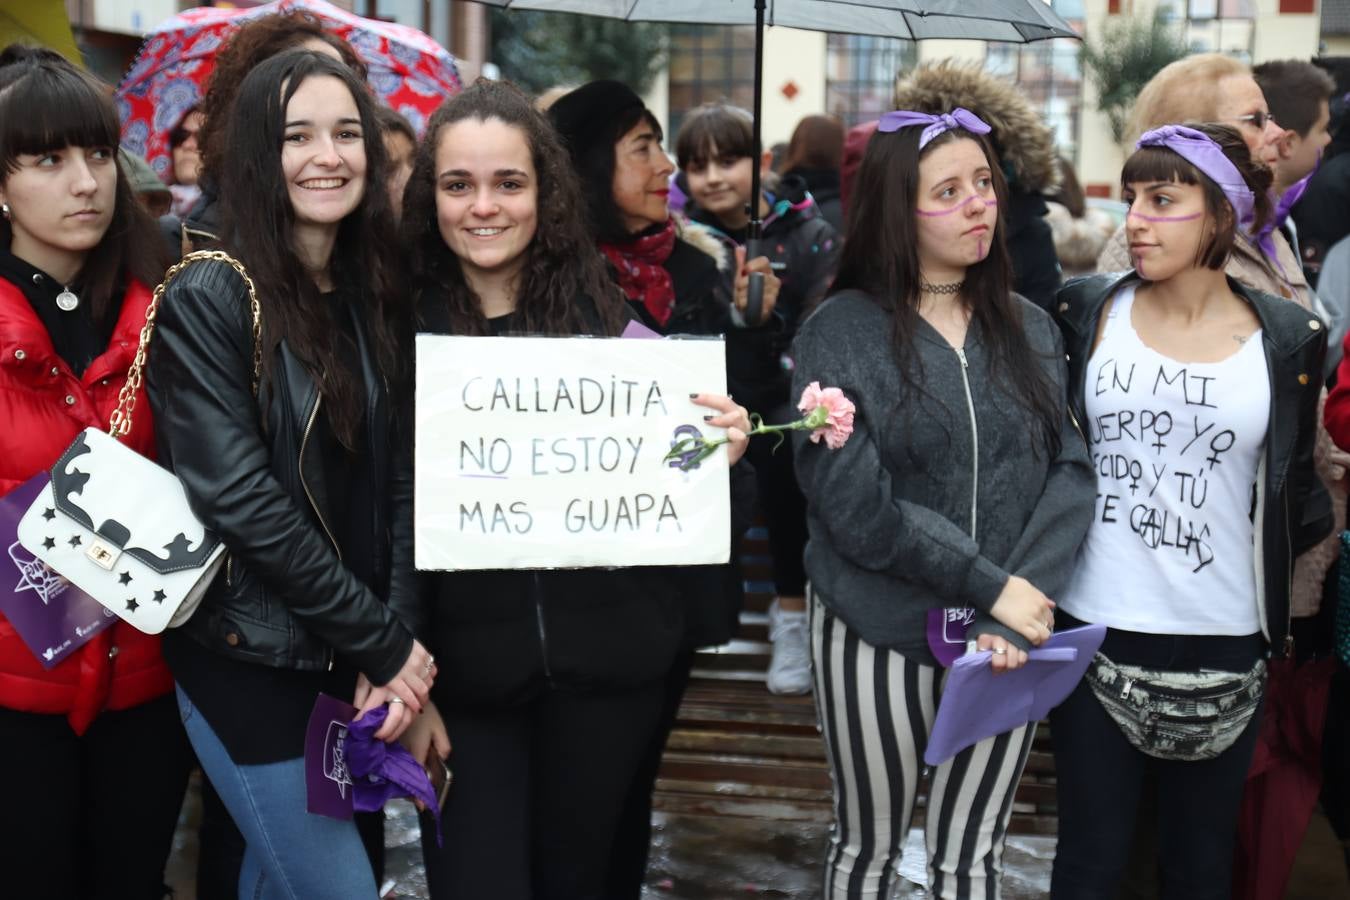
[703,415,714,422]
[688,392,699,399]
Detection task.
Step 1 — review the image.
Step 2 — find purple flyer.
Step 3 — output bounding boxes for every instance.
[926,606,975,668]
[0,472,115,669]
[305,692,359,820]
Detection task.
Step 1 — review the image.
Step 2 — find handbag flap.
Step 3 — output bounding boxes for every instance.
[49,428,220,574]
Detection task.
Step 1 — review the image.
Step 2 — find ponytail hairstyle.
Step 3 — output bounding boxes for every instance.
[1120,121,1274,270]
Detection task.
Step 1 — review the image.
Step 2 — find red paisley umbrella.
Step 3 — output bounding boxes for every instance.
[115,0,461,184]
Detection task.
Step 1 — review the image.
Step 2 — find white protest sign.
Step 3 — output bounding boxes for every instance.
[415,334,730,570]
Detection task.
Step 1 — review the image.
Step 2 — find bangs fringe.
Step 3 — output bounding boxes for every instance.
[1120,146,1202,191]
[675,105,754,169]
[0,67,119,168]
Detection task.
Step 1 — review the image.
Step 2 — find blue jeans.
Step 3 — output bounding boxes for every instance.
[175,685,377,900]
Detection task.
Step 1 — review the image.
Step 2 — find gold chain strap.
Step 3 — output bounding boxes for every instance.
[109,250,263,438]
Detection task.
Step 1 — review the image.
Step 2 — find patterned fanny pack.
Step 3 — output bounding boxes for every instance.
[1083,653,1265,762]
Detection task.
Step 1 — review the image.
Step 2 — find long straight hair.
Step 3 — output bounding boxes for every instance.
[0,45,170,330]
[402,79,623,337]
[216,51,408,447]
[832,125,1061,457]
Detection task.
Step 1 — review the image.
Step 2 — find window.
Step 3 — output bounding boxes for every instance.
[985,2,1085,163]
[1157,0,1258,60]
[666,25,757,137]
[824,33,917,128]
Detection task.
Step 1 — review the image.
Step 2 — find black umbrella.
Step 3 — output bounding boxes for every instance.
[478,0,1081,319]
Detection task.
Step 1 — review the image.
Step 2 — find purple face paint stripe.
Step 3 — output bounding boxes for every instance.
[1127,210,1204,223]
[916,195,997,217]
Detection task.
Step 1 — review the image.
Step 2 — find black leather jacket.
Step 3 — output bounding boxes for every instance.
[1056,272,1329,654]
[146,259,419,684]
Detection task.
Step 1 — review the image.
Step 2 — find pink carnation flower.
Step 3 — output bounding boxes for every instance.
[797,381,856,450]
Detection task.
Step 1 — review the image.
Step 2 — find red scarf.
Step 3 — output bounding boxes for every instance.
[598,219,677,327]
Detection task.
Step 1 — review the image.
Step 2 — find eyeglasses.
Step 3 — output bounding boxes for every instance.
[169,126,199,148]
[1233,111,1278,130]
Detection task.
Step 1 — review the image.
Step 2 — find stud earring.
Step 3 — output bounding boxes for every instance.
[1,203,8,220]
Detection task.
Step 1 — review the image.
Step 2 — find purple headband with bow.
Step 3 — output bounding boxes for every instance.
[1134,125,1255,230]
[878,107,992,149]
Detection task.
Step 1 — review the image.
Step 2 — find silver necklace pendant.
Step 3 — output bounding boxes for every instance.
[55,289,79,312]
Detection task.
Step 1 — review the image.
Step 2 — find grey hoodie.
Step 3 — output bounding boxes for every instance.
[790,291,1094,665]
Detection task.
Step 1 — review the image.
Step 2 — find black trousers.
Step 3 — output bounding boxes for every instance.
[1050,678,1263,900]
[744,411,808,596]
[421,680,666,900]
[0,694,193,900]
[604,649,697,899]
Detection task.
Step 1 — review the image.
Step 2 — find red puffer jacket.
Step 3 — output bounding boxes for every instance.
[0,276,173,735]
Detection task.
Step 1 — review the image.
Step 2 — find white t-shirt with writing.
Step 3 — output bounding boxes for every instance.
[1060,285,1269,635]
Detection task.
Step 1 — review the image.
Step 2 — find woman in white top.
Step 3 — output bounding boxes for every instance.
[1050,121,1327,899]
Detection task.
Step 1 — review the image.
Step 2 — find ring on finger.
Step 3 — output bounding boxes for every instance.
[992,646,1006,655]
[389,696,406,706]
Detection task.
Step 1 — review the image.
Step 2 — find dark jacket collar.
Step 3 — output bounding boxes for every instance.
[1057,270,1324,361]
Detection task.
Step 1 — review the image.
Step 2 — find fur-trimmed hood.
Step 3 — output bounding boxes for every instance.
[674,216,730,271]
[892,60,1059,195]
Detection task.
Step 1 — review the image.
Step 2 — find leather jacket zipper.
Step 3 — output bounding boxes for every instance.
[955,348,978,538]
[300,394,341,670]
[533,573,553,680]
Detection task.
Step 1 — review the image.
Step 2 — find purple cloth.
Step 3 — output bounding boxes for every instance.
[1253,165,1318,273]
[878,107,991,149]
[1,472,114,668]
[346,705,443,845]
[923,624,1107,766]
[1136,125,1256,232]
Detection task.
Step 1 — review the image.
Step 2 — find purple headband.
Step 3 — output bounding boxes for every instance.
[878,107,992,149]
[1134,125,1255,229]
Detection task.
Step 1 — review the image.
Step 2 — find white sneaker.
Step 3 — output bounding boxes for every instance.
[767,599,812,695]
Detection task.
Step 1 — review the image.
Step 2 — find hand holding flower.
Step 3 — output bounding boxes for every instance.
[664,382,856,470]
[689,393,752,465]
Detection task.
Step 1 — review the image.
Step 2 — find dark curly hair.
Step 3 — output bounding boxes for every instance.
[216,51,406,449]
[402,78,623,336]
[0,44,171,330]
[1120,121,1274,270]
[198,11,366,186]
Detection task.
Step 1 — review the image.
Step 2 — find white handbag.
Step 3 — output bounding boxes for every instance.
[16,251,262,635]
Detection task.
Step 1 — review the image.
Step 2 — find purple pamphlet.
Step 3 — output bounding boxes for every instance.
[926,606,975,668]
[305,692,359,819]
[0,472,115,668]
[923,624,1107,766]
[620,318,661,340]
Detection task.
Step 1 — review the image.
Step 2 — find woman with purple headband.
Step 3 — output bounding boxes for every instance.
[791,108,1094,899]
[1050,122,1328,898]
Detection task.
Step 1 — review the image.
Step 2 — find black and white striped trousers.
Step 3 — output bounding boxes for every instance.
[810,594,1037,900]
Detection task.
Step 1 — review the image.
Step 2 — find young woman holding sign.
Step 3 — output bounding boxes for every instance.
[790,109,1095,900]
[144,51,434,898]
[399,78,750,900]
[1050,123,1326,898]
[0,45,189,899]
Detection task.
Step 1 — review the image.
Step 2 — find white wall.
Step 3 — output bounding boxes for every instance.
[757,25,828,149]
[90,0,176,35]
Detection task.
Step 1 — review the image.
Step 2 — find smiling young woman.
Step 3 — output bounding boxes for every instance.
[143,50,433,899]
[399,78,751,900]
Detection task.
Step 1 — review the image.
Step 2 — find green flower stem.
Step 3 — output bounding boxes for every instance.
[662,408,828,471]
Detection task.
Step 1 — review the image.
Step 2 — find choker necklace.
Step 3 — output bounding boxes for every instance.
[920,280,964,295]
[55,287,79,312]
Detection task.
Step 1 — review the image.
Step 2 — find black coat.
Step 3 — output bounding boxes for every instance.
[1007,187,1062,315]
[1056,272,1329,654]
[146,259,419,682]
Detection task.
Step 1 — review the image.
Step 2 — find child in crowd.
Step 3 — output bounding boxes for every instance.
[675,102,841,695]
